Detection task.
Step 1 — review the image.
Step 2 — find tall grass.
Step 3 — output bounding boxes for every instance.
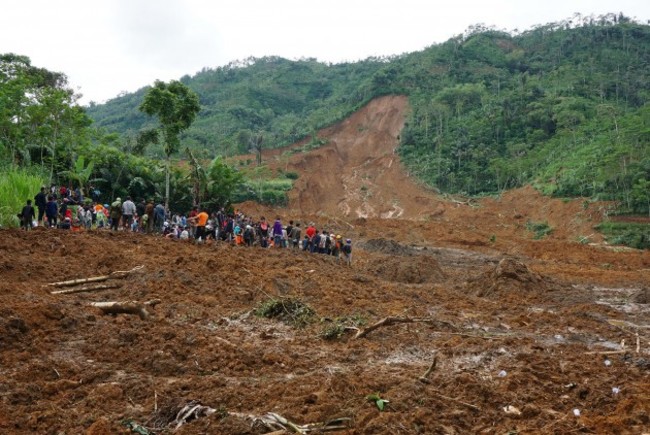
[0,166,47,228]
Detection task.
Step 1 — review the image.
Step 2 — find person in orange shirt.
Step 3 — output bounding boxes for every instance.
[190,207,209,241]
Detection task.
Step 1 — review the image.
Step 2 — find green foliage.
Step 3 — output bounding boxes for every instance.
[320,315,367,340]
[366,393,389,411]
[254,297,315,328]
[204,156,245,209]
[87,16,649,213]
[234,176,294,206]
[57,155,94,190]
[596,221,650,250]
[526,220,553,239]
[0,166,46,227]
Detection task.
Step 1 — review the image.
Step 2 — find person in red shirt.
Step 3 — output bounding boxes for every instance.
[305,222,316,251]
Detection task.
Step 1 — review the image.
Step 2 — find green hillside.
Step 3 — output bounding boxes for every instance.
[86,14,650,214]
[86,57,386,158]
[2,13,649,221]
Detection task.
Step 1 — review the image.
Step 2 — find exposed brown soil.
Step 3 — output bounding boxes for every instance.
[1,96,649,434]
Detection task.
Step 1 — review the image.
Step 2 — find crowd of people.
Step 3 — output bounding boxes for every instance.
[18,185,353,265]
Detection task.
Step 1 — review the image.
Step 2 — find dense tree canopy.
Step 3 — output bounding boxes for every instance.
[2,14,649,219]
[85,15,650,215]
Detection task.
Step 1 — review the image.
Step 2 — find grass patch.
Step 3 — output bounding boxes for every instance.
[319,315,367,340]
[0,166,47,228]
[254,297,315,328]
[596,221,650,250]
[234,177,294,206]
[526,220,553,239]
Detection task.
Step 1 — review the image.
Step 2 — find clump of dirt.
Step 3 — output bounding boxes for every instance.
[633,287,650,304]
[364,254,445,284]
[362,238,415,256]
[466,257,547,297]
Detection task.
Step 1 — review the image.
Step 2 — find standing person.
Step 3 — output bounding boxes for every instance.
[109,197,122,231]
[34,186,47,226]
[45,195,58,228]
[272,217,283,248]
[136,199,146,222]
[258,217,269,248]
[190,207,209,242]
[305,222,316,252]
[285,220,294,244]
[20,199,35,230]
[145,199,155,233]
[122,196,136,231]
[154,202,166,232]
[342,239,353,266]
[188,206,198,238]
[289,223,301,249]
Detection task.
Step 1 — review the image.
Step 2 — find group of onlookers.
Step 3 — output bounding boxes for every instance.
[19,187,353,265]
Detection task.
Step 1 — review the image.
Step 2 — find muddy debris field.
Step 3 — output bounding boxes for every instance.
[0,220,648,434]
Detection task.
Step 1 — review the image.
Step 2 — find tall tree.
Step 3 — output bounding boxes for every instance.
[139,80,200,212]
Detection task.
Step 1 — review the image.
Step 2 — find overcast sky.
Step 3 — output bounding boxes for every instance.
[2,0,648,105]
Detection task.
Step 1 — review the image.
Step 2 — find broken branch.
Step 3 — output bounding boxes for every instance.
[418,355,438,384]
[431,391,481,412]
[354,316,456,339]
[46,265,144,288]
[50,283,121,295]
[90,300,150,320]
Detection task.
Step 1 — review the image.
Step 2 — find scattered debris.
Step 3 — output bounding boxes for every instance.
[498,370,508,377]
[50,283,121,295]
[45,265,144,288]
[121,419,151,435]
[503,405,521,415]
[418,354,438,383]
[89,300,158,320]
[172,400,217,430]
[573,409,581,417]
[354,316,456,339]
[230,411,351,433]
[612,387,621,395]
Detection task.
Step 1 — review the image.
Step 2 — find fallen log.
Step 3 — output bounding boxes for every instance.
[90,300,152,320]
[50,283,121,295]
[354,316,456,339]
[46,265,144,288]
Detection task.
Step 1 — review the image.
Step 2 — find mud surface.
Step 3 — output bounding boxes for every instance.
[2,96,650,434]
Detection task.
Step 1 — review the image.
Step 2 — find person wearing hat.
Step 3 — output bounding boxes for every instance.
[109,197,122,231]
[342,238,352,266]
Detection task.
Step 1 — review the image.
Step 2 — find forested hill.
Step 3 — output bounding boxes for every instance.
[87,14,650,213]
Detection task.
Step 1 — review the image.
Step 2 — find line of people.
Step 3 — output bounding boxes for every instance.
[21,186,354,265]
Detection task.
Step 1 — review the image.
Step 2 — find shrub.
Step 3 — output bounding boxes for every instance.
[254,298,315,327]
[596,221,650,250]
[526,220,553,239]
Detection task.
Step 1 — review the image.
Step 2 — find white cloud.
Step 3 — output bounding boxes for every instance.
[1,0,648,105]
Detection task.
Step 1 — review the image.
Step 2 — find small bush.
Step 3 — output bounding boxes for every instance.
[526,220,553,239]
[254,298,315,327]
[284,171,299,180]
[596,221,650,250]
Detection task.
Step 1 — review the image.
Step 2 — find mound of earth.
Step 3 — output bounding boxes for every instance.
[466,257,555,298]
[360,238,416,256]
[364,254,445,284]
